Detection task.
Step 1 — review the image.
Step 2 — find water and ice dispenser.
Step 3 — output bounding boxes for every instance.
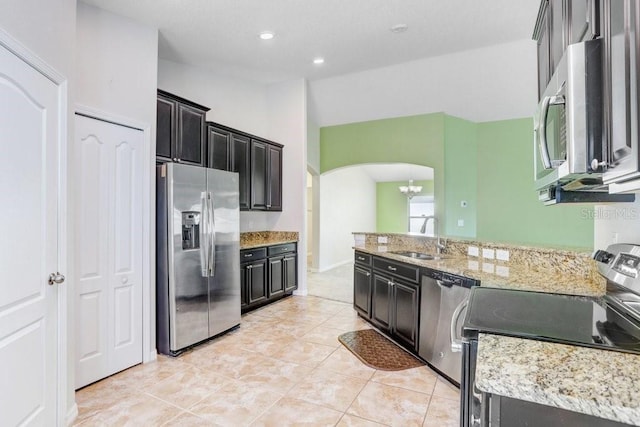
[181,211,200,250]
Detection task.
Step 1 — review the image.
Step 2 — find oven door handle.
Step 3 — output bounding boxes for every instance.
[450,299,468,353]
[538,94,565,170]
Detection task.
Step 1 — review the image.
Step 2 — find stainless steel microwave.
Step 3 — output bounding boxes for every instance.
[534,39,606,192]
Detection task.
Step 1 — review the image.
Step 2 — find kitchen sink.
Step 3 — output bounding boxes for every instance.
[390,251,442,260]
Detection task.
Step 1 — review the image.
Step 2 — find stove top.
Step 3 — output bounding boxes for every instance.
[462,287,640,354]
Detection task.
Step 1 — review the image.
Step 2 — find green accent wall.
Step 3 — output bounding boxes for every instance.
[444,116,477,238]
[376,180,434,232]
[320,113,448,231]
[476,118,594,248]
[320,113,595,249]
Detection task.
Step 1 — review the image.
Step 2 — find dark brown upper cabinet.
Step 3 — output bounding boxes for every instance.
[250,139,282,211]
[206,122,282,211]
[533,0,601,100]
[156,89,209,166]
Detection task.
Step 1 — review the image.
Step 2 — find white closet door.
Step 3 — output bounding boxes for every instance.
[0,43,62,424]
[75,115,143,389]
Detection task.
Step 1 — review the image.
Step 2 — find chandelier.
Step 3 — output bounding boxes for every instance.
[399,179,422,199]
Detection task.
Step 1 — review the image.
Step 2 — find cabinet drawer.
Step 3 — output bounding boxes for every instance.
[268,243,297,256]
[373,257,419,283]
[241,247,267,262]
[354,252,371,265]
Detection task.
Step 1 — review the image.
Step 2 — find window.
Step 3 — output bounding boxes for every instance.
[408,195,435,235]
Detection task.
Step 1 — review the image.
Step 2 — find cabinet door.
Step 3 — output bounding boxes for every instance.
[250,139,268,210]
[283,254,297,292]
[176,103,205,166]
[372,274,392,331]
[549,0,566,73]
[393,281,419,350]
[156,96,174,160]
[569,0,599,43]
[240,264,249,309]
[353,265,372,317]
[247,259,267,304]
[231,133,250,210]
[537,11,551,100]
[268,256,285,298]
[266,144,282,211]
[207,126,231,170]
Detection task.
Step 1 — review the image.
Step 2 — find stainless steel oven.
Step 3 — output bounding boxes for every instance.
[461,243,640,426]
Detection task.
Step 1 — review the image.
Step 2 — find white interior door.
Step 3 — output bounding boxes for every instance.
[75,114,143,389]
[0,44,62,424]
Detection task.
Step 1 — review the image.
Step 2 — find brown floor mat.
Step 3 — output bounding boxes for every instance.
[338,329,425,371]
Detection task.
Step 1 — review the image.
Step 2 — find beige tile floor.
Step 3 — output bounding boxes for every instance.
[306,262,354,304]
[75,295,459,426]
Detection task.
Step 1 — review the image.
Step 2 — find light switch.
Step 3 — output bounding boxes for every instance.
[378,236,388,244]
[457,219,464,227]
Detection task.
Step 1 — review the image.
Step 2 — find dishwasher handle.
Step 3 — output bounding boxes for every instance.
[450,299,468,353]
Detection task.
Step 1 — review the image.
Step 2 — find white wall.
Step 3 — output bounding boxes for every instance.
[265,79,309,292]
[594,200,640,248]
[308,39,537,127]
[158,58,269,136]
[1,0,77,423]
[318,167,377,271]
[76,4,158,125]
[76,1,159,369]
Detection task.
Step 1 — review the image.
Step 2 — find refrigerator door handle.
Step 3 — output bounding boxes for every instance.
[208,192,217,277]
[199,191,208,277]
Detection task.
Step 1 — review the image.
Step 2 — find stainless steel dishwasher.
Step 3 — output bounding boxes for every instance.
[419,268,478,385]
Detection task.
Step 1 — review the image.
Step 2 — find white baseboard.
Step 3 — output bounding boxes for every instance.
[144,349,158,363]
[293,289,308,296]
[315,259,352,273]
[66,403,78,426]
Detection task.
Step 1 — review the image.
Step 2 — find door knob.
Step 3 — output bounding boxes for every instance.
[48,272,65,286]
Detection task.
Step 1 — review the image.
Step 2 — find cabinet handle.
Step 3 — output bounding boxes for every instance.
[365,272,371,277]
[244,253,253,258]
[387,266,397,271]
[357,256,365,261]
[247,265,253,270]
[388,280,393,286]
[267,204,271,208]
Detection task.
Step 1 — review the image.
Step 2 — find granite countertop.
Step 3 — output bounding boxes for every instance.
[240,231,298,249]
[476,333,640,426]
[353,244,605,296]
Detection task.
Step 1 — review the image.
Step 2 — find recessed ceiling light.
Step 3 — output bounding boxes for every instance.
[390,24,409,33]
[313,57,325,65]
[259,31,275,40]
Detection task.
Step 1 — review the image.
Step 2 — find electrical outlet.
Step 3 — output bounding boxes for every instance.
[377,236,388,244]
[496,249,510,262]
[468,246,479,257]
[457,219,464,227]
[482,248,495,259]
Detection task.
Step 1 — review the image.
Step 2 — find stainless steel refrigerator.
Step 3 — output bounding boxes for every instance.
[156,163,240,356]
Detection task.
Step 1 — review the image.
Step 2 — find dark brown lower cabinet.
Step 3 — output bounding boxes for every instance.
[356,252,420,353]
[241,258,267,309]
[241,242,297,313]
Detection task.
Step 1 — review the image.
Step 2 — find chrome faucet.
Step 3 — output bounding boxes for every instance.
[420,215,446,254]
